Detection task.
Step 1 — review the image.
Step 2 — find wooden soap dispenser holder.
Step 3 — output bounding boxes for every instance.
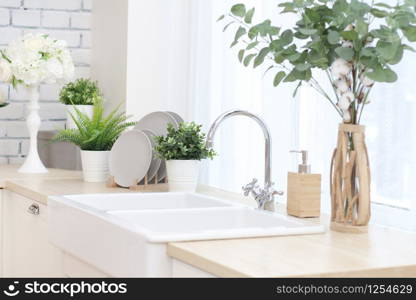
[287,150,322,218]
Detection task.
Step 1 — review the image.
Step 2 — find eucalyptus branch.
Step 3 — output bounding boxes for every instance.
[221,1,416,124]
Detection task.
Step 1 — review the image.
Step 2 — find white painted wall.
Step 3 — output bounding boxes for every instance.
[91,0,127,113]
[92,0,192,120]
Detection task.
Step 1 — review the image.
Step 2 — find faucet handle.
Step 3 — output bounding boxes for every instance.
[242,178,259,196]
[266,182,284,196]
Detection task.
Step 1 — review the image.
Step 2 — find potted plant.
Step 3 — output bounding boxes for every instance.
[52,98,136,182]
[220,1,416,231]
[154,122,216,192]
[59,78,101,130]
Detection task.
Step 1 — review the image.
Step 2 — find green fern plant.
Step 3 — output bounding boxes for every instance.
[52,98,136,151]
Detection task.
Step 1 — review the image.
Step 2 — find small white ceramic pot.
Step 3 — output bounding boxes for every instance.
[66,105,94,129]
[166,160,201,192]
[80,150,110,182]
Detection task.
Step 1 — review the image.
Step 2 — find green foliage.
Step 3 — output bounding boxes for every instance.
[222,1,416,86]
[0,102,8,108]
[59,78,102,105]
[220,0,416,124]
[154,122,217,161]
[52,98,136,151]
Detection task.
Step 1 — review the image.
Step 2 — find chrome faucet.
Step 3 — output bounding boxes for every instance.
[206,110,283,211]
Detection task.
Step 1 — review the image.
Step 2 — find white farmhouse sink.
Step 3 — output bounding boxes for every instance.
[61,192,234,211]
[109,207,324,243]
[48,192,325,277]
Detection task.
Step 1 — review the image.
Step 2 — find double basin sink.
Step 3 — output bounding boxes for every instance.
[48,192,325,277]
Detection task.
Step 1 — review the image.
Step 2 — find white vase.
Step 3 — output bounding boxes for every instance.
[166,160,200,192]
[18,85,48,174]
[66,105,94,129]
[80,150,110,182]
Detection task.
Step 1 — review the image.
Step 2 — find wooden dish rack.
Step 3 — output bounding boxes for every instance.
[107,174,168,192]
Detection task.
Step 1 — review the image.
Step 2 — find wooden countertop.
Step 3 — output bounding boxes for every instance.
[168,223,416,278]
[0,164,82,188]
[0,165,137,205]
[2,165,416,278]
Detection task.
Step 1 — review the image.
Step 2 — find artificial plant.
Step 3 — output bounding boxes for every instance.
[154,122,217,160]
[59,78,101,105]
[52,98,136,151]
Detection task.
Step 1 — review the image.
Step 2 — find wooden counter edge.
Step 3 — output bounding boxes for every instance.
[167,243,416,278]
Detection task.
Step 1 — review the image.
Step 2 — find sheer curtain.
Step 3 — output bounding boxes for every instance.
[188,0,299,204]
[187,0,416,229]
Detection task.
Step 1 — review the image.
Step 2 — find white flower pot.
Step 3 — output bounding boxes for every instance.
[80,150,110,183]
[166,160,200,192]
[66,105,93,129]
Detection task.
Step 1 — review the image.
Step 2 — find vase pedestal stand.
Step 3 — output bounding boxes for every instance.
[18,85,48,174]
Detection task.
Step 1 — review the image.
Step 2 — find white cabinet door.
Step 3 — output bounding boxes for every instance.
[2,191,65,277]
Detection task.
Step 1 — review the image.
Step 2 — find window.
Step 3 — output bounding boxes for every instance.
[187,0,416,230]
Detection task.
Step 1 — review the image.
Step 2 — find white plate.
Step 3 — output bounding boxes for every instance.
[110,130,153,188]
[134,112,179,181]
[142,129,161,182]
[165,111,184,124]
[134,111,178,137]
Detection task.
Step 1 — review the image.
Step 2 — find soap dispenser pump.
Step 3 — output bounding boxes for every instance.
[287,150,321,218]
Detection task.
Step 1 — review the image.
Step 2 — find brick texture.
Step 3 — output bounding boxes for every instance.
[0,0,92,162]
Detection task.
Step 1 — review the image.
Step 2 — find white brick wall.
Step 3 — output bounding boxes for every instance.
[0,0,92,163]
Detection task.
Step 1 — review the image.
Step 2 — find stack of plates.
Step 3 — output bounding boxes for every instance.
[109,111,183,188]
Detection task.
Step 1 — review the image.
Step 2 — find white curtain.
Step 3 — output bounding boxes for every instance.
[186,0,416,229]
[188,0,299,202]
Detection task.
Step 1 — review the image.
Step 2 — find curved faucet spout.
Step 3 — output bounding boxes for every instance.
[206,110,271,185]
[206,110,283,211]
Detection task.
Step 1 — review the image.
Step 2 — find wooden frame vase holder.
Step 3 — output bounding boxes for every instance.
[330,124,371,233]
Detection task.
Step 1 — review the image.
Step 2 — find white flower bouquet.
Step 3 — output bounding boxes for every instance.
[0,33,74,87]
[0,33,75,173]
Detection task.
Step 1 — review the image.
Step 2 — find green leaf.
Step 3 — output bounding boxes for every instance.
[223,21,234,32]
[284,68,310,82]
[389,46,403,65]
[273,71,286,87]
[335,47,354,61]
[270,30,293,50]
[402,26,416,42]
[327,31,340,45]
[253,47,270,68]
[376,41,399,60]
[234,26,246,42]
[244,8,255,24]
[340,30,358,41]
[243,54,256,66]
[403,44,416,52]
[231,4,246,17]
[217,15,225,22]
[293,81,302,97]
[295,63,311,71]
[356,20,369,35]
[366,66,397,83]
[238,49,245,63]
[371,8,388,18]
[298,28,318,35]
[246,41,259,50]
[278,2,296,13]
